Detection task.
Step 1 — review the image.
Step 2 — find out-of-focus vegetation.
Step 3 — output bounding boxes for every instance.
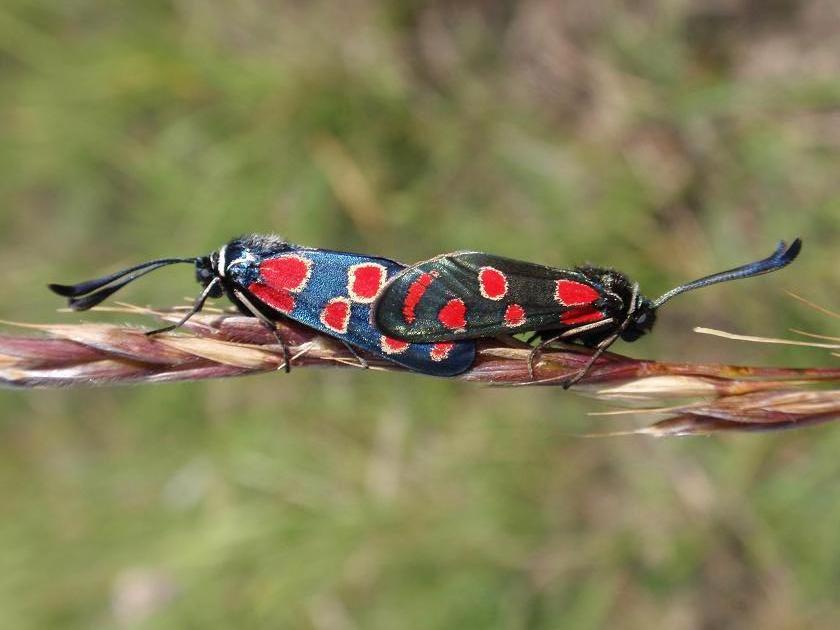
[0,1,838,628]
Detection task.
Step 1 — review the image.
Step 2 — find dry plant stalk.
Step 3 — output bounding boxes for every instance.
[1,303,838,436]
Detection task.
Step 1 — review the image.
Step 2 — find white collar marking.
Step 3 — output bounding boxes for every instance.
[217,245,228,278]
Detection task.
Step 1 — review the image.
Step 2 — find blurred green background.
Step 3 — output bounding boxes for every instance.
[1,1,839,628]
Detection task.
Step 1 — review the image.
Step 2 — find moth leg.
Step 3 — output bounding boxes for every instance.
[340,340,369,369]
[146,277,221,336]
[560,333,619,389]
[527,316,618,380]
[560,283,640,389]
[233,289,292,373]
[527,334,561,380]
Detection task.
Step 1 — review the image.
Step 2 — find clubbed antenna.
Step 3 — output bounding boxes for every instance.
[652,238,802,308]
[48,258,197,311]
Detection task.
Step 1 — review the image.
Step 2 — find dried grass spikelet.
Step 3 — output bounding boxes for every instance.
[1,296,838,436]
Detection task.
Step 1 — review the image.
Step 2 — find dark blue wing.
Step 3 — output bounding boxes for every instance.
[235,247,475,377]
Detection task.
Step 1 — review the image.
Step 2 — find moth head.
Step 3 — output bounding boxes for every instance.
[196,254,224,297]
[621,297,657,342]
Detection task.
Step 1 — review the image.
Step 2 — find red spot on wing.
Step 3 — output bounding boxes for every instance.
[438,298,467,330]
[381,336,410,354]
[430,342,455,362]
[249,283,296,314]
[560,308,605,325]
[478,267,508,300]
[503,303,526,327]
[320,297,351,334]
[348,263,386,303]
[402,272,436,323]
[260,256,312,293]
[555,279,600,306]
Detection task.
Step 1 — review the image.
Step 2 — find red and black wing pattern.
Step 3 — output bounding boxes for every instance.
[236,248,476,376]
[374,252,613,342]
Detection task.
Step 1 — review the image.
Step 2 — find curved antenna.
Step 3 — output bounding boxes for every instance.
[652,238,802,309]
[48,257,198,311]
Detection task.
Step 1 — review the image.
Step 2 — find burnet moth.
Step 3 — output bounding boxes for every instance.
[373,238,802,387]
[48,234,476,377]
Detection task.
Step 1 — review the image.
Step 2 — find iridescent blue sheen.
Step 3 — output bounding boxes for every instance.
[222,236,475,377]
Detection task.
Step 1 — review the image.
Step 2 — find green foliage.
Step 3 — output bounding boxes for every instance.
[1,1,838,627]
